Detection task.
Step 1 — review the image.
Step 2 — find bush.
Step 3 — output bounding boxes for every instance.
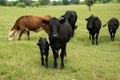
[16,2,26,8]
[6,2,14,7]
[31,1,40,7]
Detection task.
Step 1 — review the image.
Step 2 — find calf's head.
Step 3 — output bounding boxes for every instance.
[86,15,98,28]
[37,37,49,54]
[42,17,65,39]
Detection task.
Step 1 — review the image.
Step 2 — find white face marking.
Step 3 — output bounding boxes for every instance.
[8,30,17,41]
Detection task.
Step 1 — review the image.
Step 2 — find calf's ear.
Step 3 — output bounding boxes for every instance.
[37,43,40,46]
[85,18,88,21]
[42,20,49,24]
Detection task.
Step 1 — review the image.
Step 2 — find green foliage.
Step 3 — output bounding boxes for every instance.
[116,0,120,2]
[12,1,19,6]
[62,0,70,5]
[6,2,14,7]
[39,0,50,5]
[102,0,112,3]
[52,1,63,5]
[16,2,26,8]
[70,0,79,4]
[0,3,120,80]
[19,0,32,6]
[31,1,40,7]
[0,0,6,6]
[52,1,58,5]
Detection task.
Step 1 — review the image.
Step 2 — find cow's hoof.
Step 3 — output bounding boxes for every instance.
[60,66,64,70]
[45,65,48,68]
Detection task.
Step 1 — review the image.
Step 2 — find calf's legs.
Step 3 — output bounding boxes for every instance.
[45,54,48,68]
[41,54,45,66]
[41,54,48,68]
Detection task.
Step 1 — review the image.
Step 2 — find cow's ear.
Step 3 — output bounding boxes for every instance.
[85,18,88,21]
[42,20,49,24]
[37,43,40,46]
[61,15,64,18]
[59,17,65,24]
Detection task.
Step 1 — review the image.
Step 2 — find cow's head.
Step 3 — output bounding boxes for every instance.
[37,37,49,54]
[42,17,65,39]
[85,15,98,28]
[8,30,17,41]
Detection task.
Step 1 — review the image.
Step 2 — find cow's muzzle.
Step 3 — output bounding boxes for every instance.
[53,34,59,38]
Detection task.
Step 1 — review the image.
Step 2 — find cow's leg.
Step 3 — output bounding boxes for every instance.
[41,54,45,66]
[18,29,25,40]
[45,53,48,68]
[112,31,116,41]
[109,32,113,41]
[96,32,99,45]
[27,31,30,40]
[64,46,67,56]
[92,34,95,45]
[89,32,91,40]
[52,49,58,69]
[60,44,66,69]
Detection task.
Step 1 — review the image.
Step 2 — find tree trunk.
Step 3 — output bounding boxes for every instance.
[89,6,91,11]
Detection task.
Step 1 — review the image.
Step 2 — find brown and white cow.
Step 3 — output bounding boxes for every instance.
[8,15,51,41]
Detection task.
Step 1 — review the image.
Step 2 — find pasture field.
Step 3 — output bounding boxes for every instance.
[0,3,120,80]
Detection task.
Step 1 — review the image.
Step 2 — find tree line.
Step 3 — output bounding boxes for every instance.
[0,0,120,8]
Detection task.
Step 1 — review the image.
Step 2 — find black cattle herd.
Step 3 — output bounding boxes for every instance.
[9,11,119,69]
[36,11,119,69]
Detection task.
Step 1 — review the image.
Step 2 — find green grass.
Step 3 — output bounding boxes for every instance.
[0,3,120,80]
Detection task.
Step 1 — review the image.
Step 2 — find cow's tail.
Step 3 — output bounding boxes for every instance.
[103,22,108,27]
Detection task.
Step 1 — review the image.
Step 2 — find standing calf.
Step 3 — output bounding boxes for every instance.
[37,37,49,68]
[103,17,119,41]
[85,15,102,45]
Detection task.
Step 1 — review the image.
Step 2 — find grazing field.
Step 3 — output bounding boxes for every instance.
[0,3,120,80]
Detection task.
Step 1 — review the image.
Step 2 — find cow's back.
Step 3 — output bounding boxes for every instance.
[21,16,43,31]
[64,11,77,31]
[59,22,73,43]
[12,15,50,32]
[95,18,102,30]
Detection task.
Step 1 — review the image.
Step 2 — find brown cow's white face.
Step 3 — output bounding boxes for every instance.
[8,30,17,41]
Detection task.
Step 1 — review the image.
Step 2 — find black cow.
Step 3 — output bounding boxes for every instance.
[85,15,102,45]
[37,37,49,68]
[42,17,73,69]
[61,10,77,36]
[103,17,119,41]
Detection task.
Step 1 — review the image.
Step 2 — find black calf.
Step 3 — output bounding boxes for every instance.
[37,37,49,67]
